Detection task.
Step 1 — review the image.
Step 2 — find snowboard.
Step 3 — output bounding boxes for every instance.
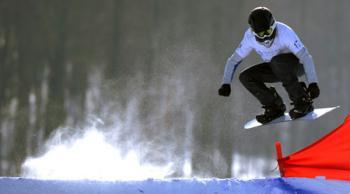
[244,106,340,129]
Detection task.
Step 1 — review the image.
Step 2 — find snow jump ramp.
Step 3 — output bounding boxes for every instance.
[0,177,349,194]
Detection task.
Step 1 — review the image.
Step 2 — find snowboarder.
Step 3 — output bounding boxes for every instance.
[218,7,320,124]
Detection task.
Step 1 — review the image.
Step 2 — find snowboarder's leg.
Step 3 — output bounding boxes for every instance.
[254,87,286,124]
[239,63,279,105]
[269,53,313,119]
[289,82,314,119]
[239,63,286,124]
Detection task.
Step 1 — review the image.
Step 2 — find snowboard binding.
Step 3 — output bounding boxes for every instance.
[256,87,286,124]
[289,82,314,120]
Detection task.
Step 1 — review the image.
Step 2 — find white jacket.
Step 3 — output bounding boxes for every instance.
[223,21,318,84]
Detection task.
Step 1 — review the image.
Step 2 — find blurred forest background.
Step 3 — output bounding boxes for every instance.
[0,0,349,178]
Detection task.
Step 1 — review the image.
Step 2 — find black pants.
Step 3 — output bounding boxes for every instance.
[239,53,306,106]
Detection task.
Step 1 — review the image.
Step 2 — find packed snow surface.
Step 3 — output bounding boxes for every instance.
[0,177,349,194]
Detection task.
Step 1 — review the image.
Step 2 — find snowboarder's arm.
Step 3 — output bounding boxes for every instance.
[219,52,243,97]
[284,27,318,84]
[222,52,243,84]
[221,30,253,84]
[219,30,252,97]
[295,47,318,84]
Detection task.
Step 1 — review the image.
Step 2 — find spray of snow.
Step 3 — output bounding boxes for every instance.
[21,71,194,181]
[231,153,278,180]
[21,125,174,181]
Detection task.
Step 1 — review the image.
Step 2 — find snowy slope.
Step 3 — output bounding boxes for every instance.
[0,177,349,194]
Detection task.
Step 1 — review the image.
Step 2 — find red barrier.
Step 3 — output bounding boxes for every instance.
[276,115,350,181]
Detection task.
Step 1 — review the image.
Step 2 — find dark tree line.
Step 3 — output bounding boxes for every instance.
[0,0,115,174]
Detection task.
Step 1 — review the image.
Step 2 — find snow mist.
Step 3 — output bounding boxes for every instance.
[21,71,194,180]
[21,126,174,181]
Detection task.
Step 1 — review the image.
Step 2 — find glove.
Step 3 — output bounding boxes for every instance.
[307,83,320,99]
[218,84,231,97]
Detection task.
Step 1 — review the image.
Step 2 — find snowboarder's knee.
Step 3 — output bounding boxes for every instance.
[271,53,299,67]
[239,71,253,83]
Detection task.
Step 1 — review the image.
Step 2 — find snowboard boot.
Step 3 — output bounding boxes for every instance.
[256,87,286,124]
[289,82,314,119]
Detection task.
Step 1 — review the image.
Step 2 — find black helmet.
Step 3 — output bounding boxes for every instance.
[248,7,276,43]
[248,7,274,33]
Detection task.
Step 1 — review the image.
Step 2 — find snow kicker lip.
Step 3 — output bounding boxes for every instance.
[0,177,349,194]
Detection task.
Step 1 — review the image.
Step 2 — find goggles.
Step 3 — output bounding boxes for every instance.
[252,21,276,39]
